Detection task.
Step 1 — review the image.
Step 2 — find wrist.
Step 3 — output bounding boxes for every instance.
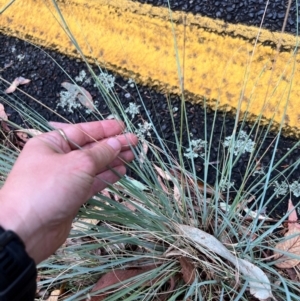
[0,190,40,264]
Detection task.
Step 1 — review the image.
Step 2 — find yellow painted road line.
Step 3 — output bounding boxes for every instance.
[1,0,300,136]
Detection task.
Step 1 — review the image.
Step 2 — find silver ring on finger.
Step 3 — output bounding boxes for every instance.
[57,128,69,143]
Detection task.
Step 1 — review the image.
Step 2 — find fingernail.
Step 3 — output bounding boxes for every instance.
[107,138,121,151]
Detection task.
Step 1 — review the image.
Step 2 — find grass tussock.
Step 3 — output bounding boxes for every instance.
[1,0,300,300]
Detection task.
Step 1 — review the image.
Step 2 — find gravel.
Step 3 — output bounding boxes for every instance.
[1,26,300,219]
[133,0,299,34]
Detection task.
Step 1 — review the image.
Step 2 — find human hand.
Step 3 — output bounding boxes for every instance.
[0,120,138,264]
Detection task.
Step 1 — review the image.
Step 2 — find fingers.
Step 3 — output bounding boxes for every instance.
[79,132,137,175]
[69,137,122,177]
[48,120,126,149]
[81,133,138,152]
[89,165,126,197]
[105,149,135,169]
[32,121,137,157]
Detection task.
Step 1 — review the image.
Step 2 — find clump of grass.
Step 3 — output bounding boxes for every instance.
[1,0,300,300]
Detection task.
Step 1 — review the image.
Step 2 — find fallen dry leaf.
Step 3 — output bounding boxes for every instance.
[123,201,137,212]
[77,92,94,111]
[0,61,13,71]
[113,193,120,202]
[0,104,8,121]
[46,289,61,301]
[285,267,298,281]
[157,176,170,194]
[100,189,111,199]
[90,266,157,301]
[5,77,31,93]
[153,164,173,181]
[0,104,9,132]
[243,206,273,221]
[15,129,43,142]
[274,199,300,268]
[72,218,99,231]
[15,131,28,143]
[4,61,13,69]
[173,184,183,212]
[197,180,224,200]
[179,224,273,300]
[179,256,196,285]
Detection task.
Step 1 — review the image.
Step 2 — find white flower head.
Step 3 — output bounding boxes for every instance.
[224,130,255,156]
[290,181,300,197]
[273,181,288,197]
[219,179,235,192]
[75,70,87,82]
[135,121,152,140]
[128,78,135,88]
[94,72,115,90]
[16,54,25,61]
[125,102,141,119]
[57,90,81,113]
[184,139,207,159]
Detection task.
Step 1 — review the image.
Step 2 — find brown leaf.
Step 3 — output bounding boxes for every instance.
[153,164,172,181]
[72,218,99,231]
[274,200,300,268]
[274,227,300,268]
[123,201,137,212]
[100,189,111,199]
[5,77,30,93]
[285,268,298,281]
[77,91,94,111]
[156,276,176,301]
[1,121,10,132]
[3,61,13,69]
[287,199,300,231]
[113,193,120,202]
[174,184,183,212]
[90,266,156,301]
[0,104,8,121]
[157,176,170,194]
[179,256,196,285]
[15,131,29,142]
[197,180,224,199]
[15,129,43,142]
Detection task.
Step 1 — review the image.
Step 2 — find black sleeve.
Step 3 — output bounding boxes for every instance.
[0,226,37,301]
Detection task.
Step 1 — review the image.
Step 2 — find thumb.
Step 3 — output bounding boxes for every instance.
[79,137,122,175]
